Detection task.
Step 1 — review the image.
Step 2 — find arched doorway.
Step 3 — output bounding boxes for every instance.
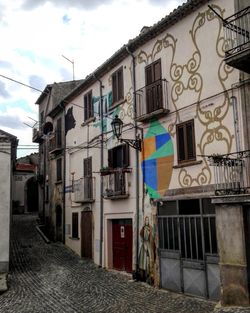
[56,205,63,242]
[26,176,38,212]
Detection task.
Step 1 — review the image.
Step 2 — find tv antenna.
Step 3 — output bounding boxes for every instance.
[62,55,75,80]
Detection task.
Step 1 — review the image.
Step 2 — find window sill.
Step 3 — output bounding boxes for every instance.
[69,237,80,240]
[81,116,96,127]
[173,160,202,169]
[55,180,63,184]
[108,99,126,111]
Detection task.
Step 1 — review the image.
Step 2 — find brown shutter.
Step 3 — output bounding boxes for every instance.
[72,212,79,239]
[112,74,117,103]
[122,144,129,167]
[108,149,113,168]
[153,60,161,81]
[118,68,123,100]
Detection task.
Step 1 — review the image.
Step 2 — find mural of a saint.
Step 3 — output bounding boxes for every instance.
[138,216,155,283]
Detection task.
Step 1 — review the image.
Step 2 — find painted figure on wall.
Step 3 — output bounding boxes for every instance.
[138,216,155,283]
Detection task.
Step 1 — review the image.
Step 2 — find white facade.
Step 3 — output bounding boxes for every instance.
[0,130,17,272]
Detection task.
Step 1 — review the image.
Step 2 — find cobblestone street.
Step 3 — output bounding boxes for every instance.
[0,214,249,313]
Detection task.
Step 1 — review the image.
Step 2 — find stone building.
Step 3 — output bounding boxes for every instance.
[12,153,39,214]
[32,80,83,242]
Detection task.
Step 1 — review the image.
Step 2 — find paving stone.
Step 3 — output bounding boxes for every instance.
[0,214,249,313]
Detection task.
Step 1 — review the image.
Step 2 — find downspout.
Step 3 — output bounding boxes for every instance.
[94,73,104,267]
[62,102,66,244]
[126,45,140,279]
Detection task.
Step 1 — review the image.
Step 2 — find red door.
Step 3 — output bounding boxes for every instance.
[112,219,132,273]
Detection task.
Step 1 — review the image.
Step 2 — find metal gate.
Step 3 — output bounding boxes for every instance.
[158,199,220,300]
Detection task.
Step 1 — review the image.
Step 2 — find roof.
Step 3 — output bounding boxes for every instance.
[0,129,18,144]
[15,163,36,172]
[62,0,211,103]
[35,80,83,109]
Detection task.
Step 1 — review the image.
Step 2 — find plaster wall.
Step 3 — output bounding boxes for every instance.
[0,142,11,272]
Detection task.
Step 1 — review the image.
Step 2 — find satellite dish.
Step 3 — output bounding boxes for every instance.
[43,122,53,135]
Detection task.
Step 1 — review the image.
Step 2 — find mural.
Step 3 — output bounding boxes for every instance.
[138,216,155,283]
[141,119,174,199]
[65,107,76,135]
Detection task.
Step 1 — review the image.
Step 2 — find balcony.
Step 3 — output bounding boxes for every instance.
[48,132,63,154]
[72,177,95,203]
[208,150,250,196]
[101,168,132,200]
[223,6,250,74]
[32,127,43,143]
[135,79,169,122]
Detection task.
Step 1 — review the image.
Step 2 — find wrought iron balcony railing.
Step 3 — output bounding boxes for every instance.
[223,6,250,73]
[208,150,250,196]
[72,177,95,203]
[102,168,131,199]
[135,79,169,122]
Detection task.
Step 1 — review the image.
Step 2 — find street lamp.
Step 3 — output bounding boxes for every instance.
[111,115,142,151]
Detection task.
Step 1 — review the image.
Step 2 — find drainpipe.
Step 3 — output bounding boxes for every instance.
[94,73,104,267]
[126,45,140,280]
[62,103,66,244]
[231,96,241,152]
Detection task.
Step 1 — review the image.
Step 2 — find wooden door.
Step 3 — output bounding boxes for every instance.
[112,219,132,273]
[81,211,92,259]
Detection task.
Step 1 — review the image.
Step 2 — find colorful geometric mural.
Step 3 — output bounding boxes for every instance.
[141,120,174,199]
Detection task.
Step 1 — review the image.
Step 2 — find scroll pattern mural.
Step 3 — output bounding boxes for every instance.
[136,5,234,188]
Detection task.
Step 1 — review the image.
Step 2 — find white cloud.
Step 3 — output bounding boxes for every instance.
[0,0,186,157]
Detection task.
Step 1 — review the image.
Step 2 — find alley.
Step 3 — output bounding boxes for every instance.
[0,214,248,313]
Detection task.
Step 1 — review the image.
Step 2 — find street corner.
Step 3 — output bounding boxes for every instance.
[0,273,8,294]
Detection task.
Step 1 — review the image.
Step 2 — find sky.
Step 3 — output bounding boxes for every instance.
[0,0,185,158]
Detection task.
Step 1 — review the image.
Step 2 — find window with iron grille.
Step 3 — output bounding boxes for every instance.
[112,67,124,105]
[145,59,162,114]
[84,90,93,121]
[158,199,217,261]
[56,158,62,181]
[72,212,79,239]
[176,119,196,163]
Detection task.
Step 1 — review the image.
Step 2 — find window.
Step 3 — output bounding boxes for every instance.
[84,90,93,121]
[176,120,196,163]
[145,59,162,113]
[56,117,62,147]
[108,144,129,168]
[72,212,79,239]
[83,157,93,199]
[112,67,124,105]
[56,158,62,181]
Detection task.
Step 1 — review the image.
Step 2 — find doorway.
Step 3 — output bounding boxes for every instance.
[112,219,132,273]
[81,211,92,259]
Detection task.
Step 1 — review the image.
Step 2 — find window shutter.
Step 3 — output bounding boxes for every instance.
[118,68,123,100]
[84,95,87,121]
[112,74,117,103]
[108,149,113,168]
[145,66,152,85]
[177,125,185,162]
[186,121,195,159]
[153,60,161,81]
[122,144,129,167]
